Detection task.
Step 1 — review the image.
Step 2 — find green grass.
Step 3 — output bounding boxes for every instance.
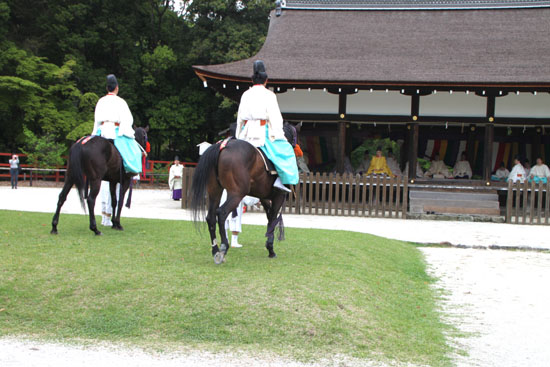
[0,210,451,365]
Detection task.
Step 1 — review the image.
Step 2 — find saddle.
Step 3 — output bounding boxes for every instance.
[218,136,277,175]
[257,148,278,176]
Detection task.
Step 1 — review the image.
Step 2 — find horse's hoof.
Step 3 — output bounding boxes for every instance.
[50,229,58,235]
[95,231,102,236]
[268,253,277,258]
[112,225,124,231]
[214,252,225,265]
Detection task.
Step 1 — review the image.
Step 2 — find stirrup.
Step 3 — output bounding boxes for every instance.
[273,177,291,192]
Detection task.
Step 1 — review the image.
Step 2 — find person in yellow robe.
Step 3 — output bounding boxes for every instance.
[366,147,394,176]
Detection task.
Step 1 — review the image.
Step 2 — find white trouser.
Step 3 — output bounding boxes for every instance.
[100,181,120,215]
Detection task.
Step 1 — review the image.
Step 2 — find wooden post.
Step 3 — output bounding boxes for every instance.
[505,180,513,223]
[336,93,347,174]
[466,124,477,170]
[407,123,419,181]
[482,123,494,182]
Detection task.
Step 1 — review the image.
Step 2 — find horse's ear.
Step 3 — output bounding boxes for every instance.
[144,125,150,132]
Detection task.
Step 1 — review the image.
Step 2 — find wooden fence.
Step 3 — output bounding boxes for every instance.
[180,168,408,219]
[505,180,550,225]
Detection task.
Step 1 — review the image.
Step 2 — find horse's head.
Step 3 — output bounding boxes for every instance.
[134,126,148,151]
[283,122,297,148]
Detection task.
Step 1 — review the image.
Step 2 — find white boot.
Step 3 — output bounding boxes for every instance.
[231,234,242,248]
[273,177,291,192]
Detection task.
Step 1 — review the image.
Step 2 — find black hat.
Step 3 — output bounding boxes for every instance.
[252,60,268,84]
[174,155,180,161]
[106,74,118,92]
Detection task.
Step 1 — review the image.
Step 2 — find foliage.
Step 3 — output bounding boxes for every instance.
[0,210,452,366]
[19,127,65,168]
[350,138,401,168]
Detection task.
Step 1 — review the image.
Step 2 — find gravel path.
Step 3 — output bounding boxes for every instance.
[1,185,550,366]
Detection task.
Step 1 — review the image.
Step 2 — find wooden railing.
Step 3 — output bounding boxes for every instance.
[180,168,408,219]
[506,180,550,225]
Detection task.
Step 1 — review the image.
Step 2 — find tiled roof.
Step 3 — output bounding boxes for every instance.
[282,0,550,9]
[194,7,550,86]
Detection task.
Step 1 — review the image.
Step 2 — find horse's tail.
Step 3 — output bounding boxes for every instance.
[68,142,87,211]
[190,143,220,225]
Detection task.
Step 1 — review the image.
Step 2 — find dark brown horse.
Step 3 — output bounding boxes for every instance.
[51,127,147,235]
[190,127,296,264]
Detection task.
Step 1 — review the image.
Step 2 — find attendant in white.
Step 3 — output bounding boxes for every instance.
[529,157,550,183]
[99,181,120,226]
[386,149,402,177]
[426,154,451,178]
[219,191,260,248]
[169,156,184,200]
[235,60,298,192]
[453,152,472,179]
[404,160,424,178]
[491,162,509,181]
[355,150,370,174]
[508,155,526,183]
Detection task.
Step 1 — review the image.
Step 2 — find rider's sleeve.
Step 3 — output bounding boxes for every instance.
[266,92,285,141]
[235,95,246,139]
[118,99,135,138]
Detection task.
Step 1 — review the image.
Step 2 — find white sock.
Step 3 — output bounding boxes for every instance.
[231,234,239,245]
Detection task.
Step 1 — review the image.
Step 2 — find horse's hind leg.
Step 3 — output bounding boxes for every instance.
[214,193,242,263]
[206,199,220,258]
[264,192,286,258]
[111,180,128,231]
[87,179,102,235]
[51,177,74,234]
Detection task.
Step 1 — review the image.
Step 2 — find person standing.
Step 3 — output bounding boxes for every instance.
[235,60,298,192]
[169,156,184,200]
[9,154,19,189]
[99,181,119,226]
[92,74,142,174]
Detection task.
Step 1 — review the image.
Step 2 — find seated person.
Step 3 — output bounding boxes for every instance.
[366,147,393,176]
[355,150,370,174]
[453,152,472,179]
[386,148,402,177]
[404,160,424,178]
[528,157,550,183]
[508,155,526,183]
[425,153,451,178]
[491,162,510,181]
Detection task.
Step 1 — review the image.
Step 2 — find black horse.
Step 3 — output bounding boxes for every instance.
[190,124,297,264]
[51,127,147,235]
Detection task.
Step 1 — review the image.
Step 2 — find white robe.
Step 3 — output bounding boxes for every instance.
[529,164,550,178]
[494,168,509,179]
[93,93,134,139]
[169,164,184,191]
[508,163,526,183]
[453,160,472,178]
[427,160,451,178]
[387,157,402,176]
[236,85,285,147]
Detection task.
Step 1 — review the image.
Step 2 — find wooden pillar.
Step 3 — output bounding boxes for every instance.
[407,123,419,180]
[336,93,347,174]
[482,94,496,181]
[466,124,476,169]
[337,122,346,173]
[533,127,542,161]
[483,123,494,181]
[407,95,420,181]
